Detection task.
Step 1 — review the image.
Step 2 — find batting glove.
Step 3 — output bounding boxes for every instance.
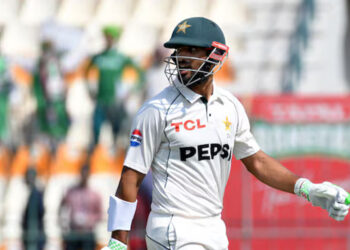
[295,178,350,221]
[102,239,127,250]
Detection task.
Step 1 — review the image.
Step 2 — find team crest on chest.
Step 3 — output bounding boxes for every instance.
[223,116,232,131]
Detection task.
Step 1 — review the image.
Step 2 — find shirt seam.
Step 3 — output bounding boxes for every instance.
[164,93,181,188]
[145,234,170,249]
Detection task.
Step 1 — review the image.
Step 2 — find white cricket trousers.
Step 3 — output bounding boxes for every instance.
[145,211,228,250]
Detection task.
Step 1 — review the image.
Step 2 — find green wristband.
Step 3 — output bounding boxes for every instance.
[295,178,312,201]
[331,183,350,205]
[345,194,350,205]
[108,239,127,250]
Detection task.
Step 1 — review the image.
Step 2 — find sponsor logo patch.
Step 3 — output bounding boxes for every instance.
[171,119,206,132]
[180,143,232,161]
[130,129,143,147]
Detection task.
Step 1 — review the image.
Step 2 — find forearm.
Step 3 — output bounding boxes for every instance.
[242,151,350,221]
[111,231,129,245]
[110,177,136,244]
[115,168,141,201]
[242,150,299,193]
[110,167,145,244]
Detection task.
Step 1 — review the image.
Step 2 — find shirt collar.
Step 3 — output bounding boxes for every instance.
[174,78,218,104]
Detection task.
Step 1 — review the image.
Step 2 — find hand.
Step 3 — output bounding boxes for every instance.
[295,178,350,221]
[310,182,350,221]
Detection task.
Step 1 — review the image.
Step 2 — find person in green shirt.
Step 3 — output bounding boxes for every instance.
[86,26,144,145]
[32,40,69,142]
[0,54,11,144]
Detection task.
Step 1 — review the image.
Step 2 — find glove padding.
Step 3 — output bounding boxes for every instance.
[102,239,127,250]
[295,178,350,221]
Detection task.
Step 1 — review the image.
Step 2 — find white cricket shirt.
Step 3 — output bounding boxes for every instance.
[124,80,260,218]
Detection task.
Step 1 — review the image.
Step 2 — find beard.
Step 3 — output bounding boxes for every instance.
[177,67,210,87]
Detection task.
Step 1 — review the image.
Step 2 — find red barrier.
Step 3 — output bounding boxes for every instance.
[223,95,350,250]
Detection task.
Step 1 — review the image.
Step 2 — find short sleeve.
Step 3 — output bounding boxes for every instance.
[232,101,260,160]
[123,105,163,174]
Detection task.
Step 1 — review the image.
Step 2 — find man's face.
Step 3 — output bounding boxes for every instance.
[104,34,116,48]
[175,46,210,84]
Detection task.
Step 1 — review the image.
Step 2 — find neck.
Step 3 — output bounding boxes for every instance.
[105,45,114,51]
[79,180,87,188]
[189,76,213,101]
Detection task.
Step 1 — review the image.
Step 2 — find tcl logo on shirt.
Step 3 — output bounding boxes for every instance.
[171,119,206,132]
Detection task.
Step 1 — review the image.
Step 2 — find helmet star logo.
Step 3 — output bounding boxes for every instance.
[223,116,232,131]
[177,21,191,34]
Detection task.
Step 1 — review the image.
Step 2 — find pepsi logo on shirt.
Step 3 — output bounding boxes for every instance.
[130,129,143,147]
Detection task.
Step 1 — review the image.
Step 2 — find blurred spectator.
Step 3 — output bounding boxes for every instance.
[43,127,87,250]
[88,123,122,247]
[12,139,51,189]
[22,168,45,250]
[0,54,11,145]
[85,25,144,144]
[143,47,169,101]
[32,40,69,143]
[0,77,11,250]
[60,165,102,250]
[7,63,37,148]
[3,139,50,250]
[0,145,11,249]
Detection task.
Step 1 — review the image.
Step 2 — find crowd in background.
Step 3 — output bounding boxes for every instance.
[0,25,162,250]
[0,0,349,250]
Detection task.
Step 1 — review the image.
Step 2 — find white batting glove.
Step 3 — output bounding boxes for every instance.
[102,239,127,250]
[295,178,350,221]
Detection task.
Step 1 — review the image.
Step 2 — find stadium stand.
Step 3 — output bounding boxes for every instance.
[89,123,123,247]
[0,0,21,27]
[2,141,49,249]
[295,0,348,94]
[93,0,136,28]
[44,128,87,249]
[131,0,172,28]
[118,23,160,63]
[56,0,97,28]
[19,0,58,26]
[0,146,10,249]
[0,23,40,60]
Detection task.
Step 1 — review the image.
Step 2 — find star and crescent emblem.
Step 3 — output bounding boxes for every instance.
[223,116,232,131]
[177,21,191,34]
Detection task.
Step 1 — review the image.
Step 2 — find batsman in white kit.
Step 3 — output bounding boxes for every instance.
[103,17,350,250]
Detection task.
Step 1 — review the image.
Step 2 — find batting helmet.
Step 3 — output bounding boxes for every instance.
[164,17,229,87]
[164,17,226,48]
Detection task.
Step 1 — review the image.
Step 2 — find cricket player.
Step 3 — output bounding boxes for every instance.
[103,17,350,250]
